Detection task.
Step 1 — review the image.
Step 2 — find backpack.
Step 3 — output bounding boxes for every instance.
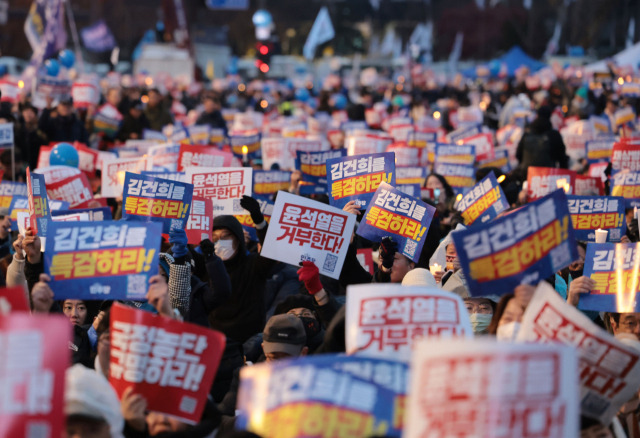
[519,132,555,169]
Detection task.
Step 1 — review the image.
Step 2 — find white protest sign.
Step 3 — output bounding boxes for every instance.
[517,281,640,425]
[346,135,388,156]
[345,285,472,360]
[185,167,253,215]
[404,338,579,438]
[261,137,328,170]
[101,156,147,198]
[261,191,356,280]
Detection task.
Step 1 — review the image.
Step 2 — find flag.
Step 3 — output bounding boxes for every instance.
[544,20,562,58]
[80,20,116,52]
[448,32,464,72]
[627,17,635,49]
[303,7,335,60]
[24,0,67,66]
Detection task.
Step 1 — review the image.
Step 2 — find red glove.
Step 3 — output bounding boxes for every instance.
[297,261,323,295]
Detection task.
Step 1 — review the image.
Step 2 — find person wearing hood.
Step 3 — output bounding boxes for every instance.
[515,105,568,173]
[38,96,89,144]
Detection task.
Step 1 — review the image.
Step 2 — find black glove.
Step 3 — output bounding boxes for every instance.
[379,236,398,270]
[199,239,216,260]
[240,195,264,225]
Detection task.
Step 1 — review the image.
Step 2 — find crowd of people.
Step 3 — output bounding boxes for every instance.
[1,60,640,438]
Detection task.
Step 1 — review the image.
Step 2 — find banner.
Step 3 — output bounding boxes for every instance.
[80,19,116,52]
[148,143,180,172]
[24,0,67,65]
[0,181,27,208]
[585,137,615,162]
[185,167,252,215]
[122,172,193,234]
[177,145,237,171]
[527,167,576,200]
[611,170,640,207]
[327,152,395,209]
[261,191,356,280]
[0,313,70,438]
[458,172,509,225]
[453,190,578,296]
[611,142,640,173]
[237,355,407,438]
[432,162,475,188]
[357,182,435,263]
[518,282,640,425]
[303,6,335,60]
[581,243,640,313]
[404,337,579,438]
[47,173,94,209]
[567,196,625,242]
[186,197,213,245]
[101,156,148,198]
[252,170,291,196]
[109,303,226,424]
[44,221,162,300]
[345,284,471,360]
[26,168,50,236]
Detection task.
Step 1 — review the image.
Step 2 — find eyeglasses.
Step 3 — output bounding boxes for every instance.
[211,232,234,243]
[288,309,315,319]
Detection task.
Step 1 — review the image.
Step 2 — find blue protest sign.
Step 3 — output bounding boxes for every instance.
[122,172,193,234]
[252,170,291,197]
[48,200,70,211]
[44,221,162,300]
[236,355,408,438]
[357,182,435,262]
[326,152,395,209]
[434,143,475,165]
[458,172,509,225]
[296,149,346,195]
[453,190,578,297]
[611,170,640,208]
[0,181,27,210]
[581,243,640,313]
[52,207,113,222]
[567,195,626,242]
[433,162,476,188]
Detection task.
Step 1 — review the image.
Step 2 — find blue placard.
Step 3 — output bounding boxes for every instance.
[433,162,476,188]
[143,129,167,141]
[446,124,482,144]
[8,196,28,231]
[434,143,476,165]
[140,171,185,182]
[296,149,346,195]
[52,207,113,222]
[581,243,640,313]
[396,184,421,198]
[478,148,512,173]
[453,190,579,297]
[458,172,509,225]
[28,171,51,236]
[585,137,614,162]
[0,182,27,210]
[229,133,261,160]
[236,355,408,438]
[611,170,640,208]
[567,195,626,242]
[326,152,396,209]
[48,200,70,211]
[44,221,162,300]
[356,182,435,262]
[396,167,427,185]
[122,172,194,234]
[252,170,292,196]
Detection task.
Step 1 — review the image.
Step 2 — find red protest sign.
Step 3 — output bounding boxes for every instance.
[109,303,226,424]
[575,175,605,196]
[0,286,29,313]
[177,145,236,172]
[47,173,94,208]
[0,313,71,438]
[356,248,374,275]
[526,167,576,201]
[73,142,99,178]
[186,197,213,245]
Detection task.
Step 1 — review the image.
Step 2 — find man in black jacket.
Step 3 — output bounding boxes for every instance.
[516,105,569,173]
[38,96,88,144]
[196,92,227,134]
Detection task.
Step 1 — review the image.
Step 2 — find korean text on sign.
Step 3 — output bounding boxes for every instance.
[260,191,356,280]
[46,173,93,208]
[26,168,50,236]
[357,182,435,263]
[527,167,576,200]
[458,172,509,225]
[0,314,70,438]
[109,303,226,424]
[404,338,579,438]
[122,172,193,234]
[581,243,640,313]
[517,282,640,425]
[186,197,213,245]
[237,355,408,438]
[345,285,472,361]
[567,196,625,242]
[453,190,578,297]
[611,170,640,207]
[0,181,27,208]
[44,221,162,301]
[432,162,475,188]
[327,152,395,209]
[611,143,640,173]
[253,170,292,196]
[185,167,253,215]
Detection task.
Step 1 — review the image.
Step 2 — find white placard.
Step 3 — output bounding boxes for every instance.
[185,167,253,215]
[101,156,147,198]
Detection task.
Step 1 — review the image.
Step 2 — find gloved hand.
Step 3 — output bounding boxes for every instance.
[297,261,323,295]
[199,239,216,260]
[240,195,264,225]
[379,236,398,270]
[169,228,189,259]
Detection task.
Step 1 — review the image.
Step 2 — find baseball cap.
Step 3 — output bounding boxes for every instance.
[65,364,124,438]
[262,314,307,356]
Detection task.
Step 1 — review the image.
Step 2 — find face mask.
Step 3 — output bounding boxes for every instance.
[299,316,321,339]
[214,239,235,261]
[496,321,521,341]
[469,313,492,334]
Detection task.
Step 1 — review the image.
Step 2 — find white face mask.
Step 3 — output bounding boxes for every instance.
[469,313,492,334]
[496,321,521,342]
[214,239,235,261]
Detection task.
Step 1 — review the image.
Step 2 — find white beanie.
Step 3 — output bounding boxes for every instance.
[401,268,437,288]
[65,364,124,438]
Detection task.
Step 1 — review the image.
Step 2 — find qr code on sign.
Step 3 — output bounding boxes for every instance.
[179,395,197,414]
[323,253,338,273]
[170,219,182,230]
[127,274,148,298]
[233,199,242,212]
[404,239,417,257]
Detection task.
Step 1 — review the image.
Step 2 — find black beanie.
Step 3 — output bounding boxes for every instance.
[213,215,246,252]
[274,294,316,316]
